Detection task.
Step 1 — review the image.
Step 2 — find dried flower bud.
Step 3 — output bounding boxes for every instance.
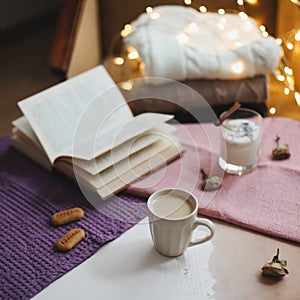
[272,136,291,160]
[261,249,289,278]
[200,169,221,191]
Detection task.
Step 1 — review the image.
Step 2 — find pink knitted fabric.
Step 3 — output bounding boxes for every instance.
[127,117,300,243]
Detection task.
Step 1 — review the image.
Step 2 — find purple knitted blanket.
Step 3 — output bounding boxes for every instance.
[0,136,148,299]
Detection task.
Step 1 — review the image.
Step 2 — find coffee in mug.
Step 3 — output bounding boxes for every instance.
[147,188,215,257]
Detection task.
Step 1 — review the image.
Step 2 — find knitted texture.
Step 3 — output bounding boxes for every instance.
[127,117,300,243]
[0,136,147,299]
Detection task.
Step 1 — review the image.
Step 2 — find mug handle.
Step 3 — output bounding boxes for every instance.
[188,218,215,246]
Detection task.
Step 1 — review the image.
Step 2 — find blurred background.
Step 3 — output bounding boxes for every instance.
[1,0,300,136]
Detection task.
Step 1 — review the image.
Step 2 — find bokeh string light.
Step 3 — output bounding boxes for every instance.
[107,0,299,114]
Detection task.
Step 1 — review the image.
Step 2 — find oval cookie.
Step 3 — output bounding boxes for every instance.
[56,228,85,252]
[51,207,84,226]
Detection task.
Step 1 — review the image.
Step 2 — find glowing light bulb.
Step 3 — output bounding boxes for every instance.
[146,7,153,13]
[113,57,124,65]
[269,107,276,115]
[245,0,258,4]
[295,92,300,106]
[237,0,244,5]
[121,81,133,91]
[276,75,285,81]
[290,0,300,4]
[286,76,294,86]
[295,31,300,41]
[218,8,225,15]
[121,24,133,37]
[199,6,207,12]
[231,60,244,74]
[177,33,189,44]
[287,43,294,50]
[284,87,290,95]
[276,38,282,45]
[262,31,269,37]
[184,0,192,5]
[127,47,139,59]
[284,66,293,76]
[187,22,198,34]
[128,52,139,60]
[239,12,248,21]
[259,25,266,32]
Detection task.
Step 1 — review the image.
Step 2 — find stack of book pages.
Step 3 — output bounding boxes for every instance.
[11,65,183,199]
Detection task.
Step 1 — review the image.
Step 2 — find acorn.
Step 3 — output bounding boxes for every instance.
[200,169,221,191]
[261,249,289,278]
[272,136,291,160]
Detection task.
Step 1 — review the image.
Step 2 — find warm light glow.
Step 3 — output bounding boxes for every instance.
[121,24,133,37]
[284,87,290,95]
[127,47,139,59]
[290,0,300,6]
[146,6,153,13]
[284,66,293,76]
[199,6,207,12]
[121,81,133,91]
[187,22,198,34]
[237,0,244,5]
[262,31,269,38]
[128,52,139,60]
[276,74,285,82]
[218,8,225,15]
[239,12,248,21]
[269,107,276,115]
[295,31,300,41]
[184,0,192,4]
[149,12,160,20]
[295,92,300,106]
[276,38,282,45]
[286,75,294,86]
[113,57,124,65]
[245,0,258,4]
[231,60,244,74]
[259,25,266,32]
[177,33,189,44]
[287,43,294,50]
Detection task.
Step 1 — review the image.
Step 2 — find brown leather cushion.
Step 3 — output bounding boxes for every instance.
[99,0,278,58]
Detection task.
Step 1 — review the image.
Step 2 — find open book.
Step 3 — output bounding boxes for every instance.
[11,65,183,199]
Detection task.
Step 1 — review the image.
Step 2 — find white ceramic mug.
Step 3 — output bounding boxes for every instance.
[147,188,215,257]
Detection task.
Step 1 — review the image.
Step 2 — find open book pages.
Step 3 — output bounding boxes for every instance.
[12,121,183,199]
[12,65,183,199]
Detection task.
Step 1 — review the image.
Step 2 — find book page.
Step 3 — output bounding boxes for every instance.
[12,116,43,149]
[70,123,176,175]
[18,65,133,163]
[71,112,174,161]
[55,139,182,199]
[11,129,52,171]
[96,144,183,199]
[71,137,180,189]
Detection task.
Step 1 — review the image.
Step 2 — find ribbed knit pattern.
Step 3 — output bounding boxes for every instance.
[0,136,147,299]
[127,118,300,243]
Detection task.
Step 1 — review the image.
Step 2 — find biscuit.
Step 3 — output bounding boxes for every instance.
[51,207,84,226]
[56,228,85,252]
